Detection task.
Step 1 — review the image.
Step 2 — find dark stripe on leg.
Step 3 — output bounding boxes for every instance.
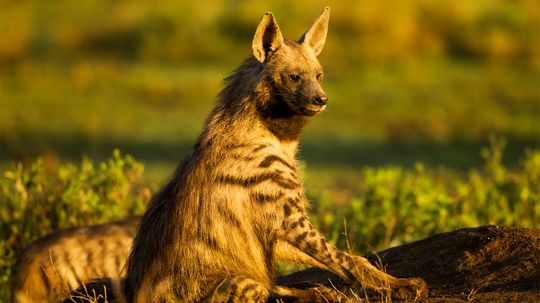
[295,231,309,243]
[283,204,292,216]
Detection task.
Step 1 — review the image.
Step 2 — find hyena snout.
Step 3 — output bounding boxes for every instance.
[312,95,328,106]
[302,91,328,116]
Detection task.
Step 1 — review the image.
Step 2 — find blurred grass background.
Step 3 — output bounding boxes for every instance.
[1,0,539,180]
[1,0,540,298]
[1,0,539,220]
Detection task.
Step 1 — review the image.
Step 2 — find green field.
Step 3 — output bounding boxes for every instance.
[1,0,539,171]
[1,0,540,300]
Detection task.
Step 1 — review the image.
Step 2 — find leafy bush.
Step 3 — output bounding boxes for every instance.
[0,150,150,297]
[310,138,540,253]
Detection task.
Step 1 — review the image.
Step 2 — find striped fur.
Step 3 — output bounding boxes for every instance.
[124,7,427,303]
[12,217,139,303]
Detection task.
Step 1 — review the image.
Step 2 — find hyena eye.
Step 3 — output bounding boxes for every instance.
[316,73,323,81]
[288,74,300,82]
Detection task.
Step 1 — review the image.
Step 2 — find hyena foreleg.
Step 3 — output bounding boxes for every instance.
[204,275,344,303]
[278,210,428,300]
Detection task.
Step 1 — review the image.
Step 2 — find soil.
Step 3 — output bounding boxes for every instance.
[277,225,540,302]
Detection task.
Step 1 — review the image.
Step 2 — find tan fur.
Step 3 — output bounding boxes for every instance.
[123,7,428,302]
[12,217,139,303]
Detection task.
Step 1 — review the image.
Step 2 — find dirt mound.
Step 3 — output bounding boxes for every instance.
[278,225,540,302]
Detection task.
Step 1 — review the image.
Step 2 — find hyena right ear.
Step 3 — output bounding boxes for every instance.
[252,12,284,63]
[299,7,330,56]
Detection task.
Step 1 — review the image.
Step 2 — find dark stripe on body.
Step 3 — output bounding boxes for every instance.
[224,143,252,150]
[250,191,285,204]
[39,267,52,290]
[216,203,243,229]
[206,235,221,251]
[216,173,298,189]
[87,246,95,274]
[62,250,83,286]
[252,144,269,153]
[258,155,295,171]
[229,154,256,161]
[114,255,123,274]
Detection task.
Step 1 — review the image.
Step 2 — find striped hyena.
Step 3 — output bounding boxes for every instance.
[12,217,139,303]
[124,7,428,303]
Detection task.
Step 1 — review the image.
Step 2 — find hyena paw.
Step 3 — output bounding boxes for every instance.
[307,286,350,303]
[391,277,428,300]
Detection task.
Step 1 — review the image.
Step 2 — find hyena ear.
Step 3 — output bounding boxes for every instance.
[252,12,284,63]
[298,7,330,56]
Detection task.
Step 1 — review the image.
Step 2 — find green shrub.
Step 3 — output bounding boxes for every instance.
[310,138,540,253]
[0,150,149,297]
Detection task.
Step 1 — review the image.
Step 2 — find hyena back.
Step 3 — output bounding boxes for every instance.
[12,217,139,303]
[125,7,428,302]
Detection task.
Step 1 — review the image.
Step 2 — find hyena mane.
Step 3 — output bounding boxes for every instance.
[12,217,139,303]
[125,7,428,303]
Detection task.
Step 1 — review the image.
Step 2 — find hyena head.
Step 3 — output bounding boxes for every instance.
[253,7,330,117]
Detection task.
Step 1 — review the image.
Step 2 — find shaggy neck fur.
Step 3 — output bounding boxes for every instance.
[259,90,307,142]
[214,57,307,142]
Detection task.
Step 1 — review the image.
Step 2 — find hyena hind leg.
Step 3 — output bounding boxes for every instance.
[203,276,271,303]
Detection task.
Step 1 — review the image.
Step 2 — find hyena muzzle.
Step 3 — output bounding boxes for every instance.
[11,217,139,303]
[124,7,427,303]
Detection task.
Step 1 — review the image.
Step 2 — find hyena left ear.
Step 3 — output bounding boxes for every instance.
[299,7,330,56]
[252,12,284,63]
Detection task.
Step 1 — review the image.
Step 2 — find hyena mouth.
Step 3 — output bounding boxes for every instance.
[304,103,327,116]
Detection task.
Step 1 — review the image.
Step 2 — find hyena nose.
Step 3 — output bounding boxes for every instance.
[312,95,328,106]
